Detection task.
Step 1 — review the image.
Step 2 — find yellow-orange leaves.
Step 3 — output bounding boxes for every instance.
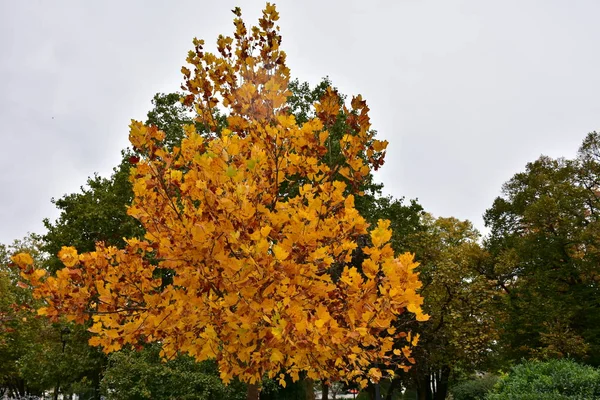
[12,3,427,388]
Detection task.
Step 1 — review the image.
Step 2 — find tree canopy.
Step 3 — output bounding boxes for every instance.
[484,132,600,366]
[14,4,427,391]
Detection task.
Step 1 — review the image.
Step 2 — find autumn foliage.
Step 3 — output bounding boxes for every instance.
[14,4,427,387]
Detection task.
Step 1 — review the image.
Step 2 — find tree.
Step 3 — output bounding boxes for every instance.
[14,5,428,400]
[43,158,143,274]
[0,237,39,398]
[1,236,106,400]
[381,216,498,400]
[37,94,238,400]
[484,132,600,366]
[42,91,197,274]
[17,323,106,400]
[0,235,52,398]
[41,75,407,400]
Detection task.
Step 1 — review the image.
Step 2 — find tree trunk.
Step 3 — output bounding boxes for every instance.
[433,366,450,400]
[384,377,401,400]
[366,384,375,400]
[247,383,260,400]
[321,382,329,400]
[304,378,316,400]
[9,378,26,399]
[374,383,381,400]
[416,372,432,400]
[92,369,102,400]
[53,381,60,400]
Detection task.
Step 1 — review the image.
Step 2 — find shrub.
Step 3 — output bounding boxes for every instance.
[101,345,247,400]
[450,374,499,400]
[486,359,600,399]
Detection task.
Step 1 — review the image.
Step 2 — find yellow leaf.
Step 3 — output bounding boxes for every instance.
[319,131,329,145]
[369,368,382,381]
[273,245,289,261]
[270,349,284,362]
[260,226,272,238]
[170,170,183,182]
[11,252,33,267]
[415,311,429,322]
[226,166,238,178]
[88,322,103,333]
[362,259,378,279]
[402,346,411,359]
[372,140,388,152]
[32,269,46,281]
[370,220,392,248]
[58,246,79,267]
[412,333,420,346]
[105,329,120,339]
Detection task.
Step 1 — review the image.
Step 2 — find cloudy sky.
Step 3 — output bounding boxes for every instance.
[1,0,599,245]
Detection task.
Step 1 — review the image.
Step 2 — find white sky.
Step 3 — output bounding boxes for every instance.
[1,0,598,245]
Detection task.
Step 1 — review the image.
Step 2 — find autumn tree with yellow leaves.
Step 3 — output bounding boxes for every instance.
[14,4,427,399]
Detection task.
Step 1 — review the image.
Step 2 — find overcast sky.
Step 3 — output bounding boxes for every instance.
[1,0,599,245]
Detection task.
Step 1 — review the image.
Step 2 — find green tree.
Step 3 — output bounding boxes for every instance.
[484,132,600,366]
[42,91,196,273]
[385,216,498,400]
[43,159,143,274]
[18,323,106,400]
[0,235,47,398]
[1,236,106,399]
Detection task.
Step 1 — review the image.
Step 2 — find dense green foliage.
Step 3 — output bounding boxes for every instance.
[487,359,600,399]
[391,216,497,400]
[101,346,246,400]
[43,159,142,274]
[1,237,105,399]
[450,374,499,400]
[484,132,600,366]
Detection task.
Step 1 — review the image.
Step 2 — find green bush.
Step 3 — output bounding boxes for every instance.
[450,374,499,400]
[101,345,247,400]
[486,359,600,399]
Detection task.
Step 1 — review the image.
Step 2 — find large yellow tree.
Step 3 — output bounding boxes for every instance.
[14,3,427,392]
